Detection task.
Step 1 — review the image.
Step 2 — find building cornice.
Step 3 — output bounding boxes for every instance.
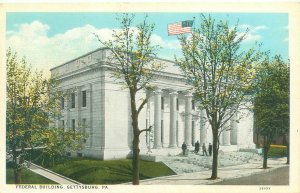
[50,47,178,72]
[55,61,187,84]
[50,47,109,71]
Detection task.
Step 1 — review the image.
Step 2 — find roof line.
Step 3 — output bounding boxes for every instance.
[50,47,176,71]
[50,47,108,71]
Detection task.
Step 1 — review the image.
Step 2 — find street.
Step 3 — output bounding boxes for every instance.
[211,166,289,185]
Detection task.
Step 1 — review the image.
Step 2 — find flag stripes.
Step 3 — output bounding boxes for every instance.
[168,20,193,36]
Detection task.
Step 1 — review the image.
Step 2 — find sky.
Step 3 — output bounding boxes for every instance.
[6,12,288,76]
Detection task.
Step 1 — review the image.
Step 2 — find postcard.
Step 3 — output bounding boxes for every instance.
[1,2,300,193]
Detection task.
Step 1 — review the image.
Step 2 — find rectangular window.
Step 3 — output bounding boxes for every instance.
[161,96,164,110]
[61,97,64,109]
[71,93,75,108]
[176,98,179,111]
[82,91,87,107]
[192,100,195,110]
[82,118,86,127]
[82,118,86,135]
[72,119,75,138]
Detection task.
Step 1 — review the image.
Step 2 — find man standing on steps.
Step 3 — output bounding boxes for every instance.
[194,141,200,154]
[208,143,212,156]
[182,142,187,156]
[202,143,208,156]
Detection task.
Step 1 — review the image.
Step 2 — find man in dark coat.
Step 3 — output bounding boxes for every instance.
[194,141,200,153]
[208,143,213,156]
[182,142,187,156]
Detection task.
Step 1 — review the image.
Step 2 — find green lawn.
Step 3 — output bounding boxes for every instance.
[50,159,176,184]
[6,168,57,184]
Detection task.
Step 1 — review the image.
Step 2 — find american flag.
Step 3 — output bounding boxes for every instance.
[168,20,194,36]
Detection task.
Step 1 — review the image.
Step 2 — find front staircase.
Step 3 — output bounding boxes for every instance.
[140,150,263,174]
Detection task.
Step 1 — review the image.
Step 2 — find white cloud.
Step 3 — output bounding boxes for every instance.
[6,21,179,77]
[238,24,269,43]
[6,21,102,76]
[150,34,181,50]
[252,25,269,32]
[239,24,251,30]
[239,24,269,32]
[243,33,262,43]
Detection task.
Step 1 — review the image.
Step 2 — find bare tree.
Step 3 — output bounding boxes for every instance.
[176,14,265,179]
[95,13,162,185]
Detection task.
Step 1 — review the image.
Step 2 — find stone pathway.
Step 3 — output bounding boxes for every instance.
[27,162,81,185]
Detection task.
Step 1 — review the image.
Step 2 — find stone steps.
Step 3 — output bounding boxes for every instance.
[157,151,263,174]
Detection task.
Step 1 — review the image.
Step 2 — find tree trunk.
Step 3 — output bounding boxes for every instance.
[130,89,140,185]
[13,160,21,184]
[263,135,271,169]
[211,130,219,179]
[14,167,21,184]
[284,134,289,164]
[132,134,140,185]
[263,146,269,169]
[12,148,21,184]
[262,135,269,169]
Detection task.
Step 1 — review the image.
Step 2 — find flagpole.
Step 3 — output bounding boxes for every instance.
[192,16,195,74]
[193,16,195,32]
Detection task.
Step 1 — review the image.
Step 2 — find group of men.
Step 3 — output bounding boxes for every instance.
[181,141,212,156]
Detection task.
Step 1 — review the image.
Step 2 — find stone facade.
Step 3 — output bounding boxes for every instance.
[50,48,256,160]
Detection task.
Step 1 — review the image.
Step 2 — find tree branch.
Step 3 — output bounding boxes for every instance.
[137,97,148,115]
[139,126,152,135]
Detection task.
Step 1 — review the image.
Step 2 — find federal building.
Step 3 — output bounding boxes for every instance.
[50,48,256,160]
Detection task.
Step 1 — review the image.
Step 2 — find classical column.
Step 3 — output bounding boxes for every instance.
[169,91,177,148]
[154,89,162,149]
[222,121,231,146]
[200,109,206,145]
[184,92,193,147]
[230,112,238,145]
[146,100,150,145]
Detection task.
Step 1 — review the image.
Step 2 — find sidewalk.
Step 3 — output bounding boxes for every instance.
[129,157,288,185]
[212,166,289,185]
[27,162,81,185]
